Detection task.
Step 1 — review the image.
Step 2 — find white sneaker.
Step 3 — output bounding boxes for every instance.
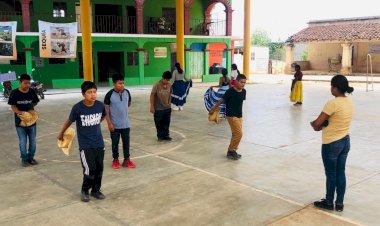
[179,106,183,111]
[172,106,179,111]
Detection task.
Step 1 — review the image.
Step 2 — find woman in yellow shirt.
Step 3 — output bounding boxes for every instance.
[310,75,354,212]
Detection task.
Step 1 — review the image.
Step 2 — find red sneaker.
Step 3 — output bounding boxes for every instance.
[122,159,136,168]
[112,159,120,169]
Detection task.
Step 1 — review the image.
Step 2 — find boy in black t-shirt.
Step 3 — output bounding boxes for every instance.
[210,74,247,160]
[8,73,40,167]
[58,81,107,202]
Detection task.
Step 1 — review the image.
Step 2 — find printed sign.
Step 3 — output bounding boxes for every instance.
[0,22,17,60]
[38,20,78,58]
[154,47,167,58]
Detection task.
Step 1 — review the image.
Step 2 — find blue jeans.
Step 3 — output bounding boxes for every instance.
[321,135,350,204]
[15,125,37,161]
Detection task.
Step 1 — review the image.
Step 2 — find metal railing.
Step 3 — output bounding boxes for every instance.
[146,17,176,34]
[366,54,374,92]
[189,18,226,36]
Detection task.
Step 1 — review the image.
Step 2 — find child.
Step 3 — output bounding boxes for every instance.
[150,71,173,141]
[8,73,40,167]
[104,73,136,169]
[57,81,106,202]
[209,74,247,160]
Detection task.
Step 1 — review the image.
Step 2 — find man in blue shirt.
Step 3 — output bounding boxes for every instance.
[58,81,106,202]
[104,73,136,169]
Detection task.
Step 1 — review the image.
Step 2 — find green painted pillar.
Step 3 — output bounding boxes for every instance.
[93,51,99,83]
[185,50,190,80]
[138,51,145,85]
[25,50,32,75]
[204,50,209,76]
[225,49,232,73]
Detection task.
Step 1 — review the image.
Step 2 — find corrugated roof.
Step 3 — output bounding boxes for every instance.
[287,20,380,43]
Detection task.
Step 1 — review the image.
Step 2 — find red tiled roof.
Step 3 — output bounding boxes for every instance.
[287,23,380,42]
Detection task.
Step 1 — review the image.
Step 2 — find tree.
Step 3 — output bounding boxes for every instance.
[250,29,271,46]
[269,42,285,60]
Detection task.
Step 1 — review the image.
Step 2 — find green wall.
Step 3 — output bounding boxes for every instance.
[143,42,172,84]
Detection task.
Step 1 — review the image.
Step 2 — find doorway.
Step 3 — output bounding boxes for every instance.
[94,4,122,33]
[126,6,136,33]
[97,52,124,82]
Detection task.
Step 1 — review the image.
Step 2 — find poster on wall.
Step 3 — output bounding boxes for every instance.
[38,20,78,58]
[0,21,17,60]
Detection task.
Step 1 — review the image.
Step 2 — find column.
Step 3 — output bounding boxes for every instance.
[20,0,31,32]
[184,6,191,35]
[176,0,185,67]
[204,48,209,76]
[341,43,353,75]
[184,47,191,79]
[225,47,232,72]
[284,44,294,74]
[24,48,33,76]
[136,48,145,85]
[135,0,144,34]
[80,0,93,81]
[225,8,233,36]
[243,0,251,77]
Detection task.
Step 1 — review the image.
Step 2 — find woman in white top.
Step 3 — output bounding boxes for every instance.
[310,74,354,212]
[230,63,239,87]
[171,63,192,111]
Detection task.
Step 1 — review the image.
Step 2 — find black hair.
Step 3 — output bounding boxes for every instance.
[221,68,228,77]
[331,74,354,94]
[112,73,124,83]
[295,64,301,70]
[162,71,172,80]
[236,74,246,81]
[81,81,97,94]
[19,73,31,82]
[175,62,183,74]
[231,64,238,70]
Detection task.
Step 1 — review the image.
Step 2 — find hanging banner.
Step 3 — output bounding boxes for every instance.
[38,20,78,58]
[0,21,17,60]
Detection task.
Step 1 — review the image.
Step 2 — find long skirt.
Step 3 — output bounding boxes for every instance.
[290,81,303,102]
[171,80,192,106]
[204,85,228,118]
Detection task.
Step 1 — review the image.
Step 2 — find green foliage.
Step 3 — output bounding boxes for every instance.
[301,50,308,61]
[269,42,285,60]
[250,29,271,47]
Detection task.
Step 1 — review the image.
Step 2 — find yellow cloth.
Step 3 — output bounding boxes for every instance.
[290,81,303,102]
[322,97,353,144]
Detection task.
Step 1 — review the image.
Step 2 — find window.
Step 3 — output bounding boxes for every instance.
[49,58,66,64]
[10,52,26,65]
[127,51,149,65]
[53,2,67,18]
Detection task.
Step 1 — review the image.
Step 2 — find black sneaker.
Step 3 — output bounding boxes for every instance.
[235,152,242,158]
[163,136,172,141]
[314,199,333,210]
[28,158,39,165]
[81,190,90,202]
[21,160,30,167]
[226,151,239,160]
[335,203,344,212]
[91,191,106,200]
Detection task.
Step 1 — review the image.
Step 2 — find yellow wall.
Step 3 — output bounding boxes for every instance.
[354,42,380,73]
[305,41,380,73]
[307,43,342,71]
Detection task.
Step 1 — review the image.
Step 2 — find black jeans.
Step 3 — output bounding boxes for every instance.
[79,148,105,193]
[154,108,171,139]
[110,128,130,160]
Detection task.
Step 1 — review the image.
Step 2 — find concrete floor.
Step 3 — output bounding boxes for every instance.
[0,80,379,226]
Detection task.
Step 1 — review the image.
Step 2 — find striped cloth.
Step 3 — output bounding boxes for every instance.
[171,80,192,106]
[204,85,228,118]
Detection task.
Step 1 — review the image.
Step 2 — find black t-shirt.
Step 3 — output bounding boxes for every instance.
[8,88,40,126]
[69,100,106,150]
[222,87,246,118]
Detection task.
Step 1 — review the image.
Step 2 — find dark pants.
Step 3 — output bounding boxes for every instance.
[79,148,105,193]
[321,135,350,204]
[110,128,130,160]
[154,108,171,139]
